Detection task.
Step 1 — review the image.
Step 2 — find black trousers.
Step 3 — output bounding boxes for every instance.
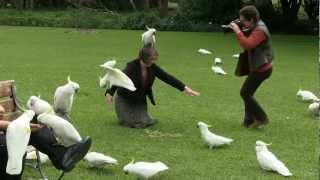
[0,127,67,180]
[240,68,272,126]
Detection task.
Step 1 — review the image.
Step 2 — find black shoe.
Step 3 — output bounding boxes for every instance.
[61,137,92,172]
[147,118,158,126]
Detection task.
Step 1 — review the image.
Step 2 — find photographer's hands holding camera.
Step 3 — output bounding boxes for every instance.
[229,22,242,34]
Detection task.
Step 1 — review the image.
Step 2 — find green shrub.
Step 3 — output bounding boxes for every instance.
[178,0,242,24]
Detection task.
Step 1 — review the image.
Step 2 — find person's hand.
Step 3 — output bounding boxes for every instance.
[229,22,241,34]
[0,105,5,113]
[0,120,9,130]
[105,93,113,106]
[184,86,200,97]
[30,123,43,133]
[0,105,5,120]
[30,123,43,131]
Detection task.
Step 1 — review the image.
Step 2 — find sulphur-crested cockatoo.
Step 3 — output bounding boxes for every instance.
[27,96,54,115]
[308,102,320,116]
[6,110,35,175]
[99,60,136,91]
[84,152,118,168]
[54,76,80,120]
[296,89,319,102]
[211,66,227,75]
[26,150,49,164]
[197,121,233,149]
[256,140,292,177]
[142,26,156,47]
[232,54,240,58]
[214,57,222,65]
[198,48,212,55]
[37,113,82,147]
[123,160,169,179]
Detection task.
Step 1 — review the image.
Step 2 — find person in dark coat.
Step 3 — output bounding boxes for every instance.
[229,5,273,128]
[105,46,200,128]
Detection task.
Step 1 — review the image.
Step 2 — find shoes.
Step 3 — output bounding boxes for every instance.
[249,119,269,128]
[145,118,158,127]
[60,137,92,172]
[129,119,158,129]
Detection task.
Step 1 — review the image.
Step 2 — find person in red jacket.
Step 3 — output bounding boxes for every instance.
[230,5,273,128]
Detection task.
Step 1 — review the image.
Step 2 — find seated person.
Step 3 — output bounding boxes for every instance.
[0,105,91,180]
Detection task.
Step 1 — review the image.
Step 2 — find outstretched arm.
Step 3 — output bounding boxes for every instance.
[153,64,200,96]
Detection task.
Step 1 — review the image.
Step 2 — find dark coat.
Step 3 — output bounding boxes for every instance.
[105,59,185,105]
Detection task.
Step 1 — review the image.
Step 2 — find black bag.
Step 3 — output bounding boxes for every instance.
[235,51,250,76]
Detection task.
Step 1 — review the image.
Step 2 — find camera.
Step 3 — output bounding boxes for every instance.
[221,19,244,33]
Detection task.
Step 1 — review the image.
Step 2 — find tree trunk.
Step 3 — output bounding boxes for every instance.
[280,0,302,24]
[158,0,168,17]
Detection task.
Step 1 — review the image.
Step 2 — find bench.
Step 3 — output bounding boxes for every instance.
[0,80,47,180]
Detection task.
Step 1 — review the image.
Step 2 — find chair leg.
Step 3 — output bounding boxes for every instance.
[36,150,47,180]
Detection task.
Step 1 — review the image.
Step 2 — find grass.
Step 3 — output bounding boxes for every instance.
[0,26,318,179]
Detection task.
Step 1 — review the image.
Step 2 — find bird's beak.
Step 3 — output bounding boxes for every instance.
[266,143,272,146]
[196,125,199,128]
[124,171,128,175]
[207,125,212,128]
[75,89,79,93]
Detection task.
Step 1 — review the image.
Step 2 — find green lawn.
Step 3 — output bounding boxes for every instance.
[0,26,318,179]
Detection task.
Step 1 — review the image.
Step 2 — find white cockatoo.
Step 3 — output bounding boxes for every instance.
[99,60,116,88]
[53,76,80,120]
[256,141,292,177]
[99,60,136,91]
[214,57,222,65]
[296,89,319,102]
[232,54,240,58]
[197,121,233,149]
[123,160,169,179]
[26,150,49,164]
[198,48,212,55]
[141,26,156,47]
[211,66,227,75]
[84,152,118,168]
[308,102,320,116]
[27,96,54,115]
[37,113,82,147]
[6,110,35,175]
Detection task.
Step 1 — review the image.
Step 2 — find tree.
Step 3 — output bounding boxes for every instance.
[303,0,319,22]
[280,0,302,24]
[158,0,168,17]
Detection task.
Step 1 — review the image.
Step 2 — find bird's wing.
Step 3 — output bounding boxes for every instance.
[153,162,169,171]
[261,151,291,176]
[153,35,156,43]
[99,73,109,88]
[6,121,31,174]
[258,151,282,170]
[107,68,136,91]
[100,60,116,69]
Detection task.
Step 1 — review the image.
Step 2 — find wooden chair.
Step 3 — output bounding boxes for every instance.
[0,80,47,180]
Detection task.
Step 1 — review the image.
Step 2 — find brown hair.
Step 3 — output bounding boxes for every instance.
[239,5,260,24]
[138,45,159,63]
